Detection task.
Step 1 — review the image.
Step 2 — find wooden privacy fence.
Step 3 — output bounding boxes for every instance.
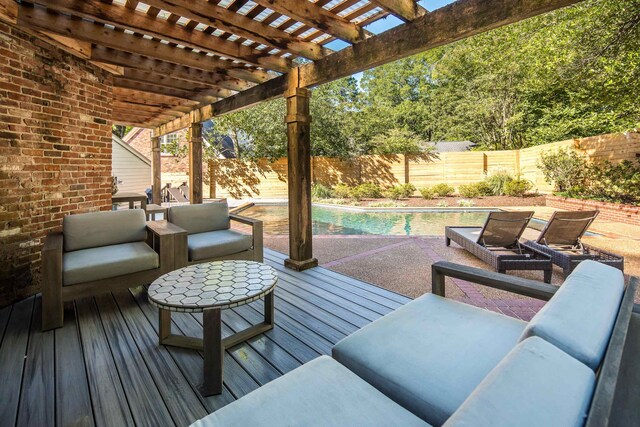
[208,132,640,199]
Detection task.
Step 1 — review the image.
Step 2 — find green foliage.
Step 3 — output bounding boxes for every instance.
[369,129,429,155]
[332,184,353,199]
[538,148,588,192]
[399,183,416,197]
[351,183,383,200]
[311,183,333,199]
[484,171,514,196]
[436,200,449,208]
[457,183,481,198]
[383,186,404,200]
[420,187,436,199]
[504,178,533,197]
[431,183,455,197]
[458,199,476,207]
[368,201,407,208]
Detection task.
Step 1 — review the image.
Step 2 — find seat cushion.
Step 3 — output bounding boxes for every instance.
[332,293,526,426]
[191,356,431,427]
[188,229,252,261]
[63,242,159,286]
[63,209,147,252]
[168,202,229,235]
[445,337,595,427]
[519,260,625,370]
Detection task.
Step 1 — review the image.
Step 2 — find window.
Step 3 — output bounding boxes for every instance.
[161,133,179,156]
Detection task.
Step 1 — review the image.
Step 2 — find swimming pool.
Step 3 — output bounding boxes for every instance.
[241,204,498,236]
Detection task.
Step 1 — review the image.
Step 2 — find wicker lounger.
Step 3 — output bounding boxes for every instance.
[446,226,553,283]
[521,210,624,276]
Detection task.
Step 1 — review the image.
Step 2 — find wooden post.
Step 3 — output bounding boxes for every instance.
[188,122,203,204]
[151,134,162,204]
[284,75,317,271]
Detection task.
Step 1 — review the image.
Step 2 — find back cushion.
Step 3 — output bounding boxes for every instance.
[519,260,624,370]
[445,337,595,427]
[63,209,147,252]
[168,202,230,235]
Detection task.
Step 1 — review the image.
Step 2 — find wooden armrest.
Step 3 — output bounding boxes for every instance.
[431,261,557,301]
[43,232,64,253]
[229,214,262,227]
[146,220,187,237]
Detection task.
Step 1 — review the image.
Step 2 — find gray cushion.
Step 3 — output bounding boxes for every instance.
[168,202,230,235]
[63,242,159,286]
[63,209,147,252]
[188,229,252,261]
[519,260,625,370]
[332,293,526,426]
[445,337,595,427]
[190,356,431,427]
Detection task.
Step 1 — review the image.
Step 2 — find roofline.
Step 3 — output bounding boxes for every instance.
[112,133,152,166]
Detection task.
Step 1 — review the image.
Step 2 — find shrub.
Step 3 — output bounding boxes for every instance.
[420,187,436,199]
[351,183,383,200]
[311,183,333,199]
[432,183,455,197]
[484,171,514,196]
[368,201,407,208]
[537,148,588,192]
[383,186,404,200]
[457,199,476,207]
[458,183,481,198]
[399,183,416,198]
[436,200,449,207]
[332,184,352,199]
[475,181,494,196]
[504,178,533,197]
[585,160,640,205]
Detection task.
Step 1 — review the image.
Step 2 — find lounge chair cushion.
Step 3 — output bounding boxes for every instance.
[188,230,252,261]
[191,356,431,427]
[519,260,625,370]
[63,242,159,286]
[63,209,147,252]
[332,293,526,426]
[449,227,482,243]
[168,202,230,235]
[445,337,595,427]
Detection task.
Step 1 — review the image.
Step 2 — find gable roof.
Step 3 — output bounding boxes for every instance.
[112,134,151,166]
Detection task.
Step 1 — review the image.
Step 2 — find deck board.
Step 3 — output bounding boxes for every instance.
[0,249,407,426]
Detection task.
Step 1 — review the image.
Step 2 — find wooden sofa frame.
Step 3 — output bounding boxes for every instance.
[42,220,186,331]
[173,213,264,268]
[431,261,639,427]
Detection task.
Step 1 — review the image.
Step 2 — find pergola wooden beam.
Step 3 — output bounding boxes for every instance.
[33,0,292,73]
[141,0,331,60]
[369,0,427,22]
[91,47,255,92]
[17,5,275,84]
[251,0,368,43]
[155,0,582,136]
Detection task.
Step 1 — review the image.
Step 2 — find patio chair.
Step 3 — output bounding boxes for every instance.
[192,261,637,427]
[167,187,189,204]
[445,211,552,283]
[179,183,190,200]
[167,201,263,267]
[41,209,185,330]
[522,210,624,275]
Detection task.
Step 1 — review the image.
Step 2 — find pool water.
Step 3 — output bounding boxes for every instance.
[242,205,497,236]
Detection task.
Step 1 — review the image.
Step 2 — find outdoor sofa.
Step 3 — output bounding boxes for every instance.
[445,211,553,283]
[167,201,263,267]
[191,260,637,427]
[523,210,624,275]
[41,209,185,330]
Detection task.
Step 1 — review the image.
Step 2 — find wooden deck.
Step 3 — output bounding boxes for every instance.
[0,249,409,427]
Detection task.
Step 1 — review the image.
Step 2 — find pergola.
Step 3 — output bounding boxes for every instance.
[1,0,579,271]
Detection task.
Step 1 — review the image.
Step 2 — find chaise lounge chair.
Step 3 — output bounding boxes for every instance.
[445,211,552,283]
[523,210,624,276]
[167,187,189,204]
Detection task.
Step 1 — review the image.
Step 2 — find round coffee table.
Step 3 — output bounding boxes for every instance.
[148,260,278,396]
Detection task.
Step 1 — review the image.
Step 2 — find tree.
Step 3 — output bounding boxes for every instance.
[369,128,430,155]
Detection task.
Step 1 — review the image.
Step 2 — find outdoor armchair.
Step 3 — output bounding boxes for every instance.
[523,210,624,275]
[167,201,263,268]
[445,211,552,283]
[41,209,185,330]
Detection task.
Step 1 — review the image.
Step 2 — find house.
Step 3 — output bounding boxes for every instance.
[111,133,151,193]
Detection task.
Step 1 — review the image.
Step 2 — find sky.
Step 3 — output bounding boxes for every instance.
[323,0,456,82]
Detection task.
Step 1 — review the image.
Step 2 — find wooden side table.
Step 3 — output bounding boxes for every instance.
[112,192,148,210]
[145,203,167,221]
[148,261,277,396]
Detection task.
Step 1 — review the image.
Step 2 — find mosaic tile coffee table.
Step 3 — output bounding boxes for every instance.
[148,260,277,396]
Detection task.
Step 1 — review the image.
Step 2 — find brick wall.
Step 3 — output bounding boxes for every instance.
[546,196,640,226]
[0,23,113,306]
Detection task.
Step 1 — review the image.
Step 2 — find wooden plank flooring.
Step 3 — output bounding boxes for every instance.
[0,249,409,427]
